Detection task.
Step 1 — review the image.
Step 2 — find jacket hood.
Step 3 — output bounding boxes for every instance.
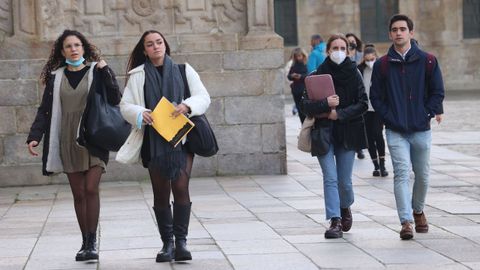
[314,42,326,52]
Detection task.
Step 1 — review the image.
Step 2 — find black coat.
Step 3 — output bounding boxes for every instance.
[302,57,368,155]
[287,62,308,96]
[27,65,121,175]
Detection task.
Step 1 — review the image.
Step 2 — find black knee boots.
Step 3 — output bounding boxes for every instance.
[84,232,98,260]
[75,234,87,261]
[153,206,175,262]
[173,203,192,261]
[379,157,389,177]
[372,158,380,177]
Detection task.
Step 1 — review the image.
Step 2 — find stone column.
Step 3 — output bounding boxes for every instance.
[241,0,283,50]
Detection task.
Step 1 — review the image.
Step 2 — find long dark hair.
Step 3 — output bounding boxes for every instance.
[40,30,100,85]
[346,33,363,53]
[125,30,171,81]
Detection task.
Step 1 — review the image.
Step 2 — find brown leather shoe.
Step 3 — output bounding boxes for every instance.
[325,218,343,239]
[341,208,352,232]
[400,222,414,240]
[413,211,429,233]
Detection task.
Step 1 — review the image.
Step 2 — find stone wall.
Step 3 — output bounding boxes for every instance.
[288,0,480,92]
[0,0,286,186]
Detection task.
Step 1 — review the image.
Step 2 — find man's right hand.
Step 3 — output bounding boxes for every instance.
[28,141,39,156]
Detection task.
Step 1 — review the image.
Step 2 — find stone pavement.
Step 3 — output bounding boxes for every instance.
[1,95,480,270]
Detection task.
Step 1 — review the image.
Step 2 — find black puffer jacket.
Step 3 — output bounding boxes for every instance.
[27,65,121,175]
[302,57,368,155]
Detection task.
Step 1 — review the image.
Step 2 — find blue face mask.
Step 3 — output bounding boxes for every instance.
[65,56,85,67]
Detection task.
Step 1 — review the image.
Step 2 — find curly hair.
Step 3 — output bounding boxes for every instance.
[125,30,171,83]
[40,30,101,85]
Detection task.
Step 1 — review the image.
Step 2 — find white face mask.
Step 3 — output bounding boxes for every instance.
[366,60,375,69]
[330,50,347,65]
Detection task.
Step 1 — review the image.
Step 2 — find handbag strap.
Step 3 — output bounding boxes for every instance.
[178,64,191,99]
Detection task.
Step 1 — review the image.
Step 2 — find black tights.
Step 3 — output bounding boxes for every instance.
[67,166,102,235]
[365,111,386,160]
[149,154,194,209]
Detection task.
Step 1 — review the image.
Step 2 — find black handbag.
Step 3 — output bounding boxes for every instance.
[85,70,131,152]
[178,64,218,157]
[187,115,219,157]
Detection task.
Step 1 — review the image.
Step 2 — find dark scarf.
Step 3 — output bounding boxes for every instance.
[317,57,358,109]
[143,55,186,180]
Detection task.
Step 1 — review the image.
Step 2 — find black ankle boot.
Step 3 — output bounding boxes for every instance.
[379,157,389,177]
[372,158,380,177]
[325,217,343,239]
[84,232,98,261]
[153,206,174,262]
[75,234,87,261]
[173,203,192,261]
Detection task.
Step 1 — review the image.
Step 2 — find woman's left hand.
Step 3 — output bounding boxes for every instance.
[328,109,338,120]
[97,60,107,69]
[172,103,191,118]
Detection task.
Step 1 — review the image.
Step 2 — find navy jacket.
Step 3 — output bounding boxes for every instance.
[369,41,444,133]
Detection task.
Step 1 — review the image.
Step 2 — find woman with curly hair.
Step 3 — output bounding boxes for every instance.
[26,29,121,262]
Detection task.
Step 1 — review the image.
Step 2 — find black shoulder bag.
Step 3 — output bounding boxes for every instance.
[84,68,131,152]
[179,64,218,157]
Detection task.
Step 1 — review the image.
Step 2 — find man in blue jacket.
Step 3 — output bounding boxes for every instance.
[370,14,444,240]
[306,34,326,74]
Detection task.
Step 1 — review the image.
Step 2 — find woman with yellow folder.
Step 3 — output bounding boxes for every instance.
[116,30,210,263]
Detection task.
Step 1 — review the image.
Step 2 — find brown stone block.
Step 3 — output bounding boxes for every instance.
[214,124,261,154]
[0,107,16,135]
[0,61,21,79]
[225,95,284,124]
[264,69,286,95]
[223,49,284,70]
[205,97,224,125]
[200,70,264,97]
[3,135,38,165]
[239,33,283,50]
[217,152,286,175]
[172,54,223,72]
[191,156,217,177]
[262,124,286,153]
[177,34,238,53]
[0,165,64,187]
[16,106,37,133]
[0,80,38,106]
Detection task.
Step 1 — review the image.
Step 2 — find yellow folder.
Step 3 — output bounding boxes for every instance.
[151,97,195,147]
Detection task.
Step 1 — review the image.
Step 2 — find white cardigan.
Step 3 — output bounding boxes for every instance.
[116,63,211,164]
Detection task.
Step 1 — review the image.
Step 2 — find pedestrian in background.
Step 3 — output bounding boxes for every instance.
[288,47,308,124]
[306,34,327,74]
[303,34,368,239]
[27,29,121,262]
[370,14,445,240]
[116,30,211,262]
[357,44,389,177]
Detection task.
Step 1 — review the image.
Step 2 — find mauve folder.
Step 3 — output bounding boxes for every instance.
[304,74,336,118]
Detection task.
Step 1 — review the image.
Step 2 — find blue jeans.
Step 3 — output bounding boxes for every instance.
[317,142,356,220]
[386,129,431,224]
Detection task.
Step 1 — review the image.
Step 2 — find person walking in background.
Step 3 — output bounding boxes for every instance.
[287,48,308,124]
[116,30,210,262]
[346,33,364,64]
[357,45,389,177]
[26,30,122,262]
[346,32,366,160]
[306,34,326,74]
[303,34,368,239]
[370,14,445,240]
